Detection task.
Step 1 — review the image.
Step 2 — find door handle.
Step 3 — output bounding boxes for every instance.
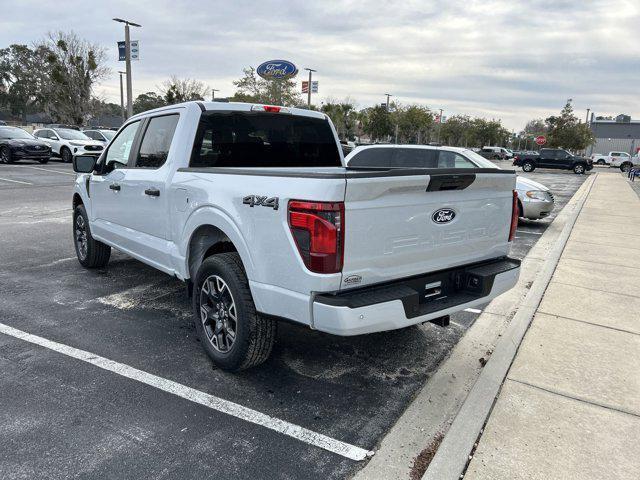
[109,183,121,191]
[145,188,160,197]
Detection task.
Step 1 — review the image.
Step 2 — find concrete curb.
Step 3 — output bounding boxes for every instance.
[422,173,598,480]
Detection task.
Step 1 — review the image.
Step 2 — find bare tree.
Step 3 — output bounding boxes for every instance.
[37,31,109,125]
[159,76,210,104]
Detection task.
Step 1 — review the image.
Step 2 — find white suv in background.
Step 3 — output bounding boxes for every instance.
[83,129,116,144]
[33,128,104,163]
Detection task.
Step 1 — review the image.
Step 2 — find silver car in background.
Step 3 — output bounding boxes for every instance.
[515,176,554,220]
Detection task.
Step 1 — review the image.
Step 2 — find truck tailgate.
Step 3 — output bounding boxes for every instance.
[342,170,516,288]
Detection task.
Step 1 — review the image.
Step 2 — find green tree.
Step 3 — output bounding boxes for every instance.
[439,115,474,146]
[133,91,166,114]
[0,44,50,122]
[544,100,594,150]
[37,31,109,125]
[160,76,209,104]
[322,99,358,140]
[231,67,302,106]
[392,104,434,144]
[361,105,393,142]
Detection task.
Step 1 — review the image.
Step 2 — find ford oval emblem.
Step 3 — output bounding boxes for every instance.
[432,208,456,224]
[256,60,298,80]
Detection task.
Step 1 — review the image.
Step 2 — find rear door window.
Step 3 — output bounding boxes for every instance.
[134,114,179,169]
[189,112,341,168]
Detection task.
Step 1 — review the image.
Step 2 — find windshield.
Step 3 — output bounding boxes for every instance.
[0,127,34,139]
[101,130,116,140]
[460,149,500,168]
[56,129,90,140]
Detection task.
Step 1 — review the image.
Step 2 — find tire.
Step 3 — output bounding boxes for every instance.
[61,147,72,163]
[192,252,277,371]
[39,158,49,164]
[596,159,605,165]
[0,146,14,164]
[620,162,632,173]
[522,161,535,172]
[73,204,111,268]
[573,164,586,174]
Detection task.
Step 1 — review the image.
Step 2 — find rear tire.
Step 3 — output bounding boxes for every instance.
[61,147,72,163]
[573,164,586,174]
[73,204,111,268]
[596,159,605,165]
[192,252,277,371]
[522,162,535,172]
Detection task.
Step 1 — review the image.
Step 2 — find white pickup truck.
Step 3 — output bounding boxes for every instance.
[591,151,639,171]
[71,101,520,371]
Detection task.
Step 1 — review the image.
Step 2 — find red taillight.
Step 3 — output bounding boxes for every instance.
[288,200,344,274]
[263,105,281,113]
[509,190,518,242]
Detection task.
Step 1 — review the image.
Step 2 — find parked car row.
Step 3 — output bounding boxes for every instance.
[0,125,114,164]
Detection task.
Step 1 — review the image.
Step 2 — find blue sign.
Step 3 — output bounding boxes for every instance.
[256,60,298,80]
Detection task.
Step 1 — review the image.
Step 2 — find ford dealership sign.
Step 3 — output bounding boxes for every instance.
[256,60,298,80]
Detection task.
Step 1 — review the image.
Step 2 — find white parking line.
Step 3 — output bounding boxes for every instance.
[15,165,77,176]
[464,308,482,314]
[516,229,544,235]
[0,176,32,185]
[0,321,373,461]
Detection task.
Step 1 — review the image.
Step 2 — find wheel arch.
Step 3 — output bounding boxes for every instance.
[187,224,240,279]
[72,192,84,209]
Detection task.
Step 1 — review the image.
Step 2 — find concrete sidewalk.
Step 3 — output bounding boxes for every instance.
[464,171,640,480]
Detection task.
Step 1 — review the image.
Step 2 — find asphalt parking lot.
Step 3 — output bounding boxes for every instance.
[0,159,589,479]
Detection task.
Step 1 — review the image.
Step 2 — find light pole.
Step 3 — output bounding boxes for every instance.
[304,68,316,108]
[113,18,141,118]
[118,71,126,122]
[437,108,444,144]
[384,93,393,111]
[211,88,220,101]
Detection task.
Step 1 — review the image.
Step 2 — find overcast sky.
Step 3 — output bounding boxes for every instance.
[1,0,638,129]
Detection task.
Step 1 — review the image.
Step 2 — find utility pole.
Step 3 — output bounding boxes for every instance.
[304,68,316,108]
[437,108,444,144]
[211,89,220,101]
[585,108,590,125]
[118,71,126,122]
[113,18,141,118]
[384,93,393,111]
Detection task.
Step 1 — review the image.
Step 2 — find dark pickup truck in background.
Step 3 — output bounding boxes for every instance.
[512,148,593,174]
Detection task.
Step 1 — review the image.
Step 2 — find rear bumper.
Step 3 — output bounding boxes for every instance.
[312,257,520,336]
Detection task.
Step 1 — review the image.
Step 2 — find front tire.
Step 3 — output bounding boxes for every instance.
[73,204,111,268]
[0,146,14,164]
[39,158,49,164]
[596,159,605,165]
[573,164,586,174]
[61,147,72,163]
[522,161,535,172]
[192,252,277,371]
[620,162,632,173]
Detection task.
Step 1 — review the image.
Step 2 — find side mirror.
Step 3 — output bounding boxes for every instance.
[73,155,96,173]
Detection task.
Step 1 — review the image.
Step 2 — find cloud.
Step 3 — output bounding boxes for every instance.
[1,0,638,129]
